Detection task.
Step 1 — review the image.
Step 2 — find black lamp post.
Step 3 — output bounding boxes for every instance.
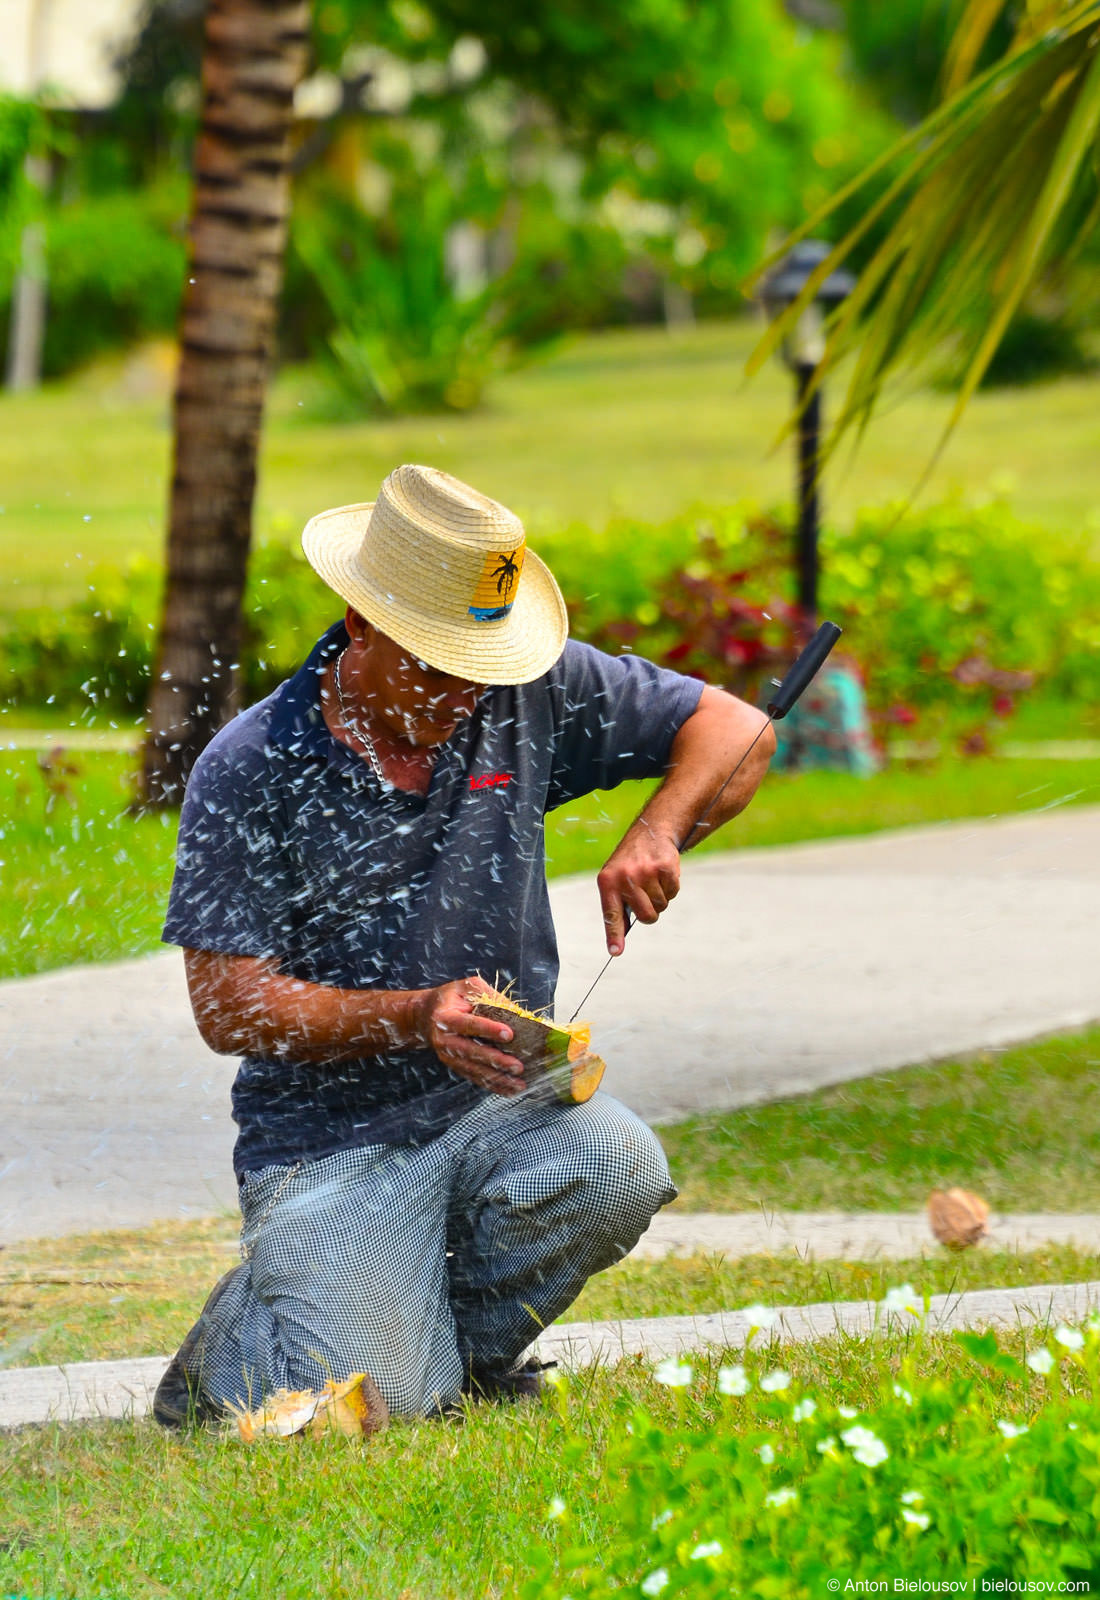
[758,240,855,632]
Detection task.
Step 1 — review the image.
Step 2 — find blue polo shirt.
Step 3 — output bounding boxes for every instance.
[163,621,703,1174]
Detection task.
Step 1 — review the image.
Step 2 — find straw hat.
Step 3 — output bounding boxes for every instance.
[302,465,568,685]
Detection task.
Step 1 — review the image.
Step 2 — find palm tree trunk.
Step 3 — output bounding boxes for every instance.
[140,0,309,807]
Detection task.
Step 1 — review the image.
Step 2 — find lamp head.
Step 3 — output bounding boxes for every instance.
[759,239,856,369]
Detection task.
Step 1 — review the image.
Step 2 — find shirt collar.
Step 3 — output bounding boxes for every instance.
[266,618,347,759]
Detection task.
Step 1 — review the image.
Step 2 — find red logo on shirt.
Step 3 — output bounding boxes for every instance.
[469,772,513,792]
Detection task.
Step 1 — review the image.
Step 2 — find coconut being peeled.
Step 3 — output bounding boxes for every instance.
[472,989,606,1105]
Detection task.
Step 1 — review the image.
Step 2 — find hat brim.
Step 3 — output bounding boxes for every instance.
[302,501,569,686]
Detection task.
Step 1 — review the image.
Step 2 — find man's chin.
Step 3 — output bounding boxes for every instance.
[409,720,459,748]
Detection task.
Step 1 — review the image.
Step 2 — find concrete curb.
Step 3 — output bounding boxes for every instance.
[534,1280,1100,1371]
[636,1211,1100,1259]
[4,1280,1098,1431]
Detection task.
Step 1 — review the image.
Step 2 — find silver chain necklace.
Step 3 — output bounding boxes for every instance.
[334,649,389,786]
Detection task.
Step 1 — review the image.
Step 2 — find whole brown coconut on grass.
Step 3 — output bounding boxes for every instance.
[928,1187,991,1250]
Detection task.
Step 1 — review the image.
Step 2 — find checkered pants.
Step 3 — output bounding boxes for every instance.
[185,1090,675,1418]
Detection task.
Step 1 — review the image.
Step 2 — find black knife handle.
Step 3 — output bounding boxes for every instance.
[766,622,842,720]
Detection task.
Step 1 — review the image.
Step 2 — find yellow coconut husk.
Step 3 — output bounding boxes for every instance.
[472,990,606,1104]
[231,1372,388,1443]
[927,1187,991,1250]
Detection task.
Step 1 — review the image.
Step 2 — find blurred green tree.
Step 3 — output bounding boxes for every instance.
[299,0,889,349]
[115,0,889,367]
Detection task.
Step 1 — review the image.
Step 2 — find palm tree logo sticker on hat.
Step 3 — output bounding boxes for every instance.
[469,545,526,620]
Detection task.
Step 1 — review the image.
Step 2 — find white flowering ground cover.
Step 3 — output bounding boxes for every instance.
[522,1310,1100,1598]
[4,1309,1100,1598]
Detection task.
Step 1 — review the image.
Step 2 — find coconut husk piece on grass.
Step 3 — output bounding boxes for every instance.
[230,1372,388,1443]
[927,1187,991,1250]
[471,990,606,1105]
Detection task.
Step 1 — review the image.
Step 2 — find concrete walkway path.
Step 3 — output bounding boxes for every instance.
[2,804,1098,1244]
[4,1277,1097,1430]
[636,1210,1100,1259]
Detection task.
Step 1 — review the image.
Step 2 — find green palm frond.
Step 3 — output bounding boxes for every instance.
[747,0,1100,463]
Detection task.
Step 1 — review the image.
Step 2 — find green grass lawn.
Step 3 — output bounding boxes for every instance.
[663,1026,1100,1214]
[3,746,1098,980]
[4,1030,1098,1595]
[4,1217,1098,1371]
[0,1331,1094,1597]
[5,319,1100,612]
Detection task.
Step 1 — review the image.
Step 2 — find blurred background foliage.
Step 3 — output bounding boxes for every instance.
[1,0,1095,401]
[6,496,1098,757]
[0,0,1008,402]
[2,0,1099,752]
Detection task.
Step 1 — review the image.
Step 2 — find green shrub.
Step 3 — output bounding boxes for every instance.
[523,1319,1100,1594]
[292,171,516,416]
[828,500,1100,710]
[0,183,186,377]
[969,306,1097,389]
[0,560,160,715]
[3,501,1097,737]
[560,499,1100,741]
[240,541,343,700]
[0,543,339,717]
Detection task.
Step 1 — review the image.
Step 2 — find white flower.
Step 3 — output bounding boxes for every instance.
[841,1425,879,1451]
[543,1366,566,1389]
[765,1486,798,1508]
[641,1568,670,1596]
[900,1490,925,1506]
[882,1284,922,1316]
[689,1541,723,1561]
[843,1425,889,1467]
[792,1398,817,1422]
[650,1509,674,1531]
[740,1303,778,1330]
[547,1496,566,1519]
[1027,1347,1055,1375]
[893,1384,914,1406]
[816,1435,838,1455]
[902,1508,931,1532]
[760,1370,791,1393]
[1055,1325,1085,1352]
[837,1404,859,1418]
[997,1420,1029,1439]
[718,1364,750,1396]
[653,1357,693,1388]
[756,1442,775,1464]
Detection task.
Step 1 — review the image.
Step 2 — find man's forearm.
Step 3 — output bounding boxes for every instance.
[594,685,774,953]
[183,951,524,1094]
[641,685,775,850]
[184,949,427,1062]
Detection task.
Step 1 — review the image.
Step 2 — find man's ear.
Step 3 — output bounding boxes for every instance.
[345,606,369,646]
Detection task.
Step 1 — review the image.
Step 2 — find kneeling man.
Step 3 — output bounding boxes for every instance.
[155,463,774,1425]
